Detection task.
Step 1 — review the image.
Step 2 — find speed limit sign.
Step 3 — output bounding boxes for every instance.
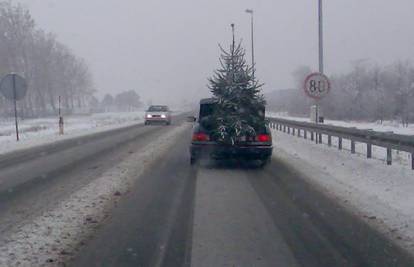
[304,72,330,100]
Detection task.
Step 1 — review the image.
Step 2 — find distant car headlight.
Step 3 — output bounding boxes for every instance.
[161,114,167,118]
[146,114,152,118]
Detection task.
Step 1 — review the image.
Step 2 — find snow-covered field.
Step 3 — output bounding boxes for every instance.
[273,128,414,253]
[267,112,414,136]
[0,112,146,155]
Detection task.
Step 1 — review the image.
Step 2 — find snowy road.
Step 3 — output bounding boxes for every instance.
[71,128,413,267]
[0,115,413,266]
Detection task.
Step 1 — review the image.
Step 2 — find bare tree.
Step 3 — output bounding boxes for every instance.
[0,1,95,118]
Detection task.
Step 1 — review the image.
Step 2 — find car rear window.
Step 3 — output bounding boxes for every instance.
[199,103,265,120]
[199,103,216,119]
[148,106,168,112]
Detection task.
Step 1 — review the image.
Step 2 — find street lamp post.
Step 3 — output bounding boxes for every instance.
[318,0,324,74]
[315,0,324,139]
[245,9,255,80]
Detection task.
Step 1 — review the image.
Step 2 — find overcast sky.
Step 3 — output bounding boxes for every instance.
[17,0,414,106]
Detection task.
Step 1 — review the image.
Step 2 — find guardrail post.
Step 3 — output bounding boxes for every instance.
[367,144,372,159]
[318,133,322,144]
[387,148,392,165]
[297,129,301,137]
[351,140,356,154]
[283,125,286,132]
[328,135,332,147]
[304,130,307,139]
[311,132,314,141]
[287,127,290,134]
[292,128,295,135]
[338,137,342,150]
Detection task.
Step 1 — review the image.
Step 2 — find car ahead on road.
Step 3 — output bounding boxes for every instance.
[189,98,273,166]
[145,105,172,125]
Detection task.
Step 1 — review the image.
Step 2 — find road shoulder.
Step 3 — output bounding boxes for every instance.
[272,130,414,264]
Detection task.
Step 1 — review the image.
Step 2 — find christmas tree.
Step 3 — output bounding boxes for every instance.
[208,25,266,145]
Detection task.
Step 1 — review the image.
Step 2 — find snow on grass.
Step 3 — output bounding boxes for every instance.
[267,111,414,136]
[0,123,190,267]
[0,112,145,155]
[268,112,413,167]
[272,128,414,253]
[316,133,412,167]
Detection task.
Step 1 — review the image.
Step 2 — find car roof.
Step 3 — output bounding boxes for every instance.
[200,98,218,105]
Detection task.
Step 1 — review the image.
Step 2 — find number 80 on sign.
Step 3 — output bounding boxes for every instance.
[303,72,330,100]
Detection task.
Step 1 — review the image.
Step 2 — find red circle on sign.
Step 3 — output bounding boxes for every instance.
[303,72,331,100]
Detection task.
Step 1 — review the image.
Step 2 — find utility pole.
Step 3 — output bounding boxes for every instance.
[245,9,255,80]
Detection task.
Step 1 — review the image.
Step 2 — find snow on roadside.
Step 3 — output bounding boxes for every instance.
[272,129,414,253]
[0,112,145,156]
[267,111,414,136]
[0,123,190,267]
[268,111,413,167]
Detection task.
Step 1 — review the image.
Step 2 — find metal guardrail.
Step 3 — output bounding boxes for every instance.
[267,117,414,170]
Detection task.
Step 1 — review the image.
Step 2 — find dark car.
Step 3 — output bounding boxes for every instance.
[189,98,273,166]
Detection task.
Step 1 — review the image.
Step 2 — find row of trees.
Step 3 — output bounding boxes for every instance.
[0,1,94,118]
[99,90,143,112]
[270,61,414,125]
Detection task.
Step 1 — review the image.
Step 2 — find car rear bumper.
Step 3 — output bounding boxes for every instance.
[190,143,273,160]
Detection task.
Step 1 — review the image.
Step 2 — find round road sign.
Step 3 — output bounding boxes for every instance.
[0,74,28,101]
[304,72,330,100]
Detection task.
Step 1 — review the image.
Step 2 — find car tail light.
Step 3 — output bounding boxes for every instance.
[192,132,210,142]
[256,134,271,142]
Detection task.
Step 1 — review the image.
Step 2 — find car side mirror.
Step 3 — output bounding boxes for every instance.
[187,116,196,122]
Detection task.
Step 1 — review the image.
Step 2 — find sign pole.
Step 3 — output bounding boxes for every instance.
[12,74,19,141]
[304,72,330,144]
[0,73,28,141]
[315,0,324,143]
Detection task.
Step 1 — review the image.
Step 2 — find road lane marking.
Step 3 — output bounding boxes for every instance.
[191,167,299,267]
